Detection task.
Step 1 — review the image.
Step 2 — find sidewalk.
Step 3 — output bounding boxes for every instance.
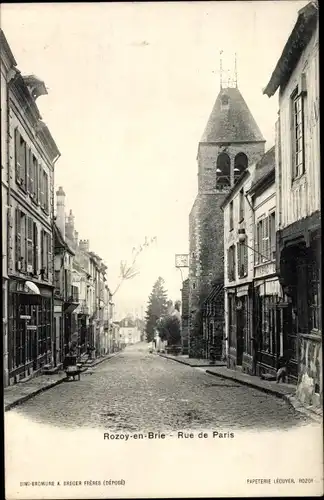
[158,353,323,423]
[4,351,122,412]
[158,352,226,368]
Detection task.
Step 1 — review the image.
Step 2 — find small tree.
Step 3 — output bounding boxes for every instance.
[157,300,181,345]
[145,277,168,343]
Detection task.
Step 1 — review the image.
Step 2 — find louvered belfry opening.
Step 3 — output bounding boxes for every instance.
[216,152,231,188]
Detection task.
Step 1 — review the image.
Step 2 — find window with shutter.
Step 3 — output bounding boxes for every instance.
[15,128,21,182]
[35,162,39,203]
[292,87,305,179]
[40,166,44,207]
[269,212,276,260]
[27,217,33,271]
[47,233,52,279]
[33,223,38,275]
[15,208,21,271]
[44,171,49,212]
[244,240,248,274]
[26,146,31,193]
[260,217,269,261]
[41,229,44,274]
[21,212,27,271]
[30,153,36,198]
[229,201,234,230]
[20,137,27,190]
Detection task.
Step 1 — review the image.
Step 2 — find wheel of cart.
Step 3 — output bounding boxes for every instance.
[63,354,82,381]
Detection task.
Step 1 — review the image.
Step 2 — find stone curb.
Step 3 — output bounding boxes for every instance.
[159,353,322,423]
[157,353,212,368]
[205,369,293,399]
[4,376,67,412]
[91,351,123,367]
[4,351,124,412]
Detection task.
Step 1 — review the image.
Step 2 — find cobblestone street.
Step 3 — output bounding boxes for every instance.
[11,343,310,432]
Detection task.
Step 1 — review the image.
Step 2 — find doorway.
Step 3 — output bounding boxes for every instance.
[236,297,245,366]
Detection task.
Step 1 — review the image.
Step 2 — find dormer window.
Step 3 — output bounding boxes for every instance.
[221,95,229,110]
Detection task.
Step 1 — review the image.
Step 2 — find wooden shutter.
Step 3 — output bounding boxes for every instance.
[33,223,38,275]
[40,166,44,207]
[244,240,248,274]
[14,128,21,182]
[48,233,52,280]
[29,152,35,197]
[40,229,44,272]
[21,140,27,190]
[27,217,33,271]
[7,206,14,271]
[44,172,48,211]
[35,161,39,203]
[26,146,31,193]
[15,208,21,271]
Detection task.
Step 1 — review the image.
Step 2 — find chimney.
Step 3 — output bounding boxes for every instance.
[65,209,75,241]
[56,186,66,239]
[79,239,90,252]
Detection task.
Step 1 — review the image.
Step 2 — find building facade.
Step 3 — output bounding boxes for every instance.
[247,148,284,380]
[1,30,17,387]
[264,2,321,406]
[53,220,75,366]
[222,162,256,372]
[2,31,61,385]
[188,83,265,359]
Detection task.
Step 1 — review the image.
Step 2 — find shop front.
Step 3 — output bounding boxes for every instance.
[253,278,286,380]
[8,279,53,384]
[227,284,253,374]
[54,300,64,367]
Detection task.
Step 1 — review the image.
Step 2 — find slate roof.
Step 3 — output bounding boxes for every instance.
[54,223,75,255]
[249,146,275,193]
[263,2,318,97]
[200,87,265,144]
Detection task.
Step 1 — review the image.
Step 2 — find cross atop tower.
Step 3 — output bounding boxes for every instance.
[219,50,238,89]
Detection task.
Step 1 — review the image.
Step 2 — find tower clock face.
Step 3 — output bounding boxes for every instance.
[175,254,189,267]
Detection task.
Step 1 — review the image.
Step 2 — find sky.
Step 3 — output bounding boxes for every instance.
[2,1,307,319]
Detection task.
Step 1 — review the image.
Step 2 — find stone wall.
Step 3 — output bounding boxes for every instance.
[188,193,226,358]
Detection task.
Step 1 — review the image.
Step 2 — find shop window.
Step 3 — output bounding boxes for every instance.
[308,251,320,332]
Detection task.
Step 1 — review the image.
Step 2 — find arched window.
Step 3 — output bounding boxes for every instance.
[216,153,230,187]
[234,152,248,182]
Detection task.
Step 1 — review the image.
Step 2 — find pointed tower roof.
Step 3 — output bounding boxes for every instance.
[200,87,265,144]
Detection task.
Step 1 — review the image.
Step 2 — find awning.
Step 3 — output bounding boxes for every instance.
[24,281,41,295]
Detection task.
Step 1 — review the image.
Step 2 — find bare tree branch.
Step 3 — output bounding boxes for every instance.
[111,236,157,296]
